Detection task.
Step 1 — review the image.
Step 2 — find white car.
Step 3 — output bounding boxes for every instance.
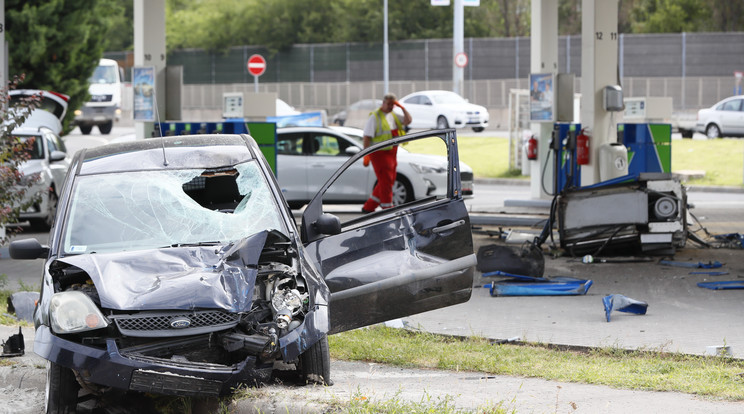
[400,90,489,133]
[277,126,474,209]
[12,126,71,230]
[8,89,71,230]
[695,95,744,138]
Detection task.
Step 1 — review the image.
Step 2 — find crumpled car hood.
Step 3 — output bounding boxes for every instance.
[55,231,273,312]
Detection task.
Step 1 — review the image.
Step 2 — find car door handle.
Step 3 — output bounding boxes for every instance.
[432,219,465,234]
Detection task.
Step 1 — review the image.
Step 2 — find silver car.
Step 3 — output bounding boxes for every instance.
[695,95,744,138]
[12,126,71,230]
[277,126,474,209]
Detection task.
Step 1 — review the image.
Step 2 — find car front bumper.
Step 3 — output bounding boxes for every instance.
[34,324,274,397]
[74,104,119,125]
[34,301,329,397]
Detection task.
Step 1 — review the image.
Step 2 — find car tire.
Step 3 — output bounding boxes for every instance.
[705,124,721,139]
[472,127,485,133]
[299,334,332,385]
[98,121,113,135]
[680,129,693,139]
[79,125,93,135]
[392,174,414,206]
[436,116,449,129]
[30,190,57,232]
[45,361,80,414]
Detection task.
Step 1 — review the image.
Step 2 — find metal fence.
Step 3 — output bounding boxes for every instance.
[107,32,744,115]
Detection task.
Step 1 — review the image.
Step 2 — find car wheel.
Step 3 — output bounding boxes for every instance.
[45,361,80,413]
[472,127,485,133]
[79,125,92,135]
[299,334,332,385]
[98,121,113,135]
[680,129,693,139]
[30,190,57,232]
[392,174,414,206]
[436,116,449,129]
[706,124,721,139]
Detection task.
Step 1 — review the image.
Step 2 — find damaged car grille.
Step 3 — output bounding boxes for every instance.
[110,310,240,337]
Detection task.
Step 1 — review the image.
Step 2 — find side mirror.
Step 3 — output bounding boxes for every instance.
[9,238,49,260]
[49,150,66,162]
[313,213,341,235]
[344,146,361,155]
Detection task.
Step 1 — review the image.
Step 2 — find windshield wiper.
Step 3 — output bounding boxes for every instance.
[167,241,224,248]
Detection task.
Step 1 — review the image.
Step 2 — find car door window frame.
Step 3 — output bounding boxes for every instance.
[301,129,462,243]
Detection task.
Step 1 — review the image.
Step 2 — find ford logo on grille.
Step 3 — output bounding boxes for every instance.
[170,317,191,329]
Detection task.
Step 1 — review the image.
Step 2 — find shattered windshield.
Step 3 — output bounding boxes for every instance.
[62,161,286,254]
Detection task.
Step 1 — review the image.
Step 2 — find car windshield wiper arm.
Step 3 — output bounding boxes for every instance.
[167,241,224,248]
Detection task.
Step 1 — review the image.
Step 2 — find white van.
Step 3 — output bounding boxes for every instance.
[73,58,123,135]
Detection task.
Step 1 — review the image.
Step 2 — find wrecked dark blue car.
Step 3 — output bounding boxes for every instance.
[10,131,475,411]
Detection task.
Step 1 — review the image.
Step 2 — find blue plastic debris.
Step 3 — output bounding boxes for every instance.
[484,276,593,296]
[689,271,729,276]
[482,270,550,282]
[603,294,648,322]
[712,233,744,248]
[659,260,723,269]
[697,281,744,290]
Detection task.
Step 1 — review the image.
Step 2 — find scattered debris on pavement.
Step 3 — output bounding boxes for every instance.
[482,271,593,296]
[1,327,24,357]
[603,294,648,322]
[697,281,744,290]
[659,260,723,269]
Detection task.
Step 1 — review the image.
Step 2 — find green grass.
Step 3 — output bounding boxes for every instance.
[405,135,744,187]
[329,325,744,401]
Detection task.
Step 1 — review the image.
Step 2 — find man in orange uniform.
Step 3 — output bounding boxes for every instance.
[361,93,412,213]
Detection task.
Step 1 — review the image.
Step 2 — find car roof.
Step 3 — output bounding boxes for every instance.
[77,134,259,175]
[277,126,341,134]
[10,126,50,136]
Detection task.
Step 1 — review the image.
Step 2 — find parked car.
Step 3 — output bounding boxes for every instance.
[9,130,475,410]
[695,95,744,138]
[400,90,489,132]
[8,90,71,230]
[330,99,381,127]
[11,126,71,230]
[278,126,473,209]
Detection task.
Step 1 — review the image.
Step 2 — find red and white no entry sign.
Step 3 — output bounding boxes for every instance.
[455,52,468,68]
[247,54,267,77]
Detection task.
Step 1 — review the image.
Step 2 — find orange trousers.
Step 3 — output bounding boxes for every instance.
[363,146,398,211]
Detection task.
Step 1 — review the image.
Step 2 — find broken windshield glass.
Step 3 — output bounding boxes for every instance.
[62,161,286,254]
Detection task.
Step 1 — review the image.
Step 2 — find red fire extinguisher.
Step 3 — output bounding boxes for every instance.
[576,128,590,165]
[526,135,538,160]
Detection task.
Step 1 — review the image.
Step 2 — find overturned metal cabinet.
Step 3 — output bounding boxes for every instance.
[558,174,687,256]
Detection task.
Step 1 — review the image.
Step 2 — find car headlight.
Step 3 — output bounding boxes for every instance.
[409,163,446,174]
[49,291,109,334]
[74,109,82,116]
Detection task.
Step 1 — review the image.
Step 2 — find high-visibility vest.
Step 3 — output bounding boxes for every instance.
[370,109,405,150]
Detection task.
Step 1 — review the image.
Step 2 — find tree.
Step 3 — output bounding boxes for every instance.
[0,76,40,244]
[630,0,712,33]
[5,0,121,133]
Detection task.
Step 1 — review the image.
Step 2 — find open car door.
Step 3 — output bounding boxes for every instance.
[301,129,476,334]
